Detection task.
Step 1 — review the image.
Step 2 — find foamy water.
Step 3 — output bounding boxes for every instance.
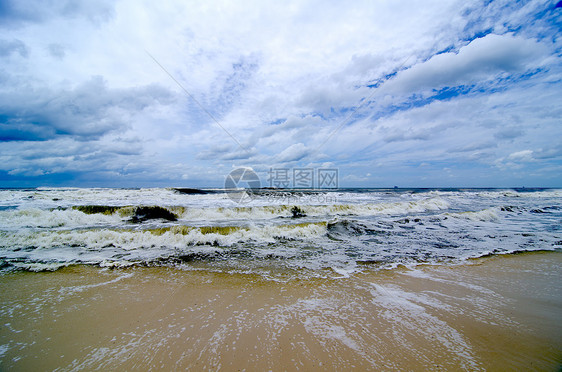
[0,187,560,274]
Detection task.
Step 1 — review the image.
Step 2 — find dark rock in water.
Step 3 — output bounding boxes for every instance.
[327,220,393,239]
[291,206,306,218]
[396,218,410,224]
[73,205,121,215]
[327,220,366,235]
[177,252,219,262]
[530,209,547,214]
[131,206,177,222]
[173,188,209,195]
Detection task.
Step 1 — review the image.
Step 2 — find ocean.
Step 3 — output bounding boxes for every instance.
[1,187,561,370]
[0,187,560,275]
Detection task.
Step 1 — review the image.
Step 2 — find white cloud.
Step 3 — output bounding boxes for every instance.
[0,0,561,186]
[384,33,549,94]
[275,143,310,163]
[507,150,534,162]
[0,75,174,141]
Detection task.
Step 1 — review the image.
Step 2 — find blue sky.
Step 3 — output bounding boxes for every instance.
[0,0,561,188]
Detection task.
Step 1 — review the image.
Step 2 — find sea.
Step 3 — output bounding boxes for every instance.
[1,187,560,277]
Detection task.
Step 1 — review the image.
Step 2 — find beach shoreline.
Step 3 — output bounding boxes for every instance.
[1,251,561,371]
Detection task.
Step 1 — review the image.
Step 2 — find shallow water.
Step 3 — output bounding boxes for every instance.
[0,252,561,370]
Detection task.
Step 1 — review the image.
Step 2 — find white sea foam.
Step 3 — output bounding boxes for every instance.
[174,197,450,221]
[0,188,224,210]
[0,344,9,358]
[0,208,122,229]
[1,188,560,273]
[446,207,500,222]
[476,189,562,199]
[0,222,327,252]
[0,196,451,232]
[370,283,478,369]
[58,272,134,295]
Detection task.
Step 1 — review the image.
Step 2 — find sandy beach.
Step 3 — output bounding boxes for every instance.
[2,0,562,369]
[1,251,560,371]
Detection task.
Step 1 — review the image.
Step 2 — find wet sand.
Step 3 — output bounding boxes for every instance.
[1,252,561,371]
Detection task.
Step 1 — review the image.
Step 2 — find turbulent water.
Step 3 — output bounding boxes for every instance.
[0,187,560,276]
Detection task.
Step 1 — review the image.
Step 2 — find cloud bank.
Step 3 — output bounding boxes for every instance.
[1,0,561,187]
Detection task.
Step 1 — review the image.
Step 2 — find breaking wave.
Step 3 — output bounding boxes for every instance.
[0,188,560,274]
[0,197,450,229]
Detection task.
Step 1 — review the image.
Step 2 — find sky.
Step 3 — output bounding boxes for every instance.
[0,0,561,188]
